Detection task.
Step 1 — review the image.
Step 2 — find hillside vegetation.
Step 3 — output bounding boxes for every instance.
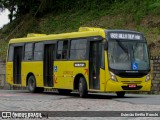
[0,0,160,61]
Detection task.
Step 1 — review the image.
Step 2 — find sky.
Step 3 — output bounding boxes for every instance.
[0,9,10,28]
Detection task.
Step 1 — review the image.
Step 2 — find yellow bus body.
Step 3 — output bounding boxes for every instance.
[6,27,151,96]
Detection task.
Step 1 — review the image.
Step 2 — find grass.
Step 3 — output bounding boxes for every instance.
[1,0,160,60]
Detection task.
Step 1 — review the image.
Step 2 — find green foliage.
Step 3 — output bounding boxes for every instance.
[1,0,160,60]
[148,0,160,15]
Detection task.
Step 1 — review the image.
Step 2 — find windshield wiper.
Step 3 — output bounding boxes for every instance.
[117,40,128,54]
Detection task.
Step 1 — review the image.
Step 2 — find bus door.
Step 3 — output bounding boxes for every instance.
[89,41,101,90]
[43,44,55,87]
[13,46,23,84]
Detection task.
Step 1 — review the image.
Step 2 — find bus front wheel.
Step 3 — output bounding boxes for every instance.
[79,77,88,98]
[116,91,125,98]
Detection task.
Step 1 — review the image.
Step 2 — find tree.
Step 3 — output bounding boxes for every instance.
[0,0,16,22]
[0,0,126,22]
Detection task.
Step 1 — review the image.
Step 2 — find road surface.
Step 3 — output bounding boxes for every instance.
[0,90,159,120]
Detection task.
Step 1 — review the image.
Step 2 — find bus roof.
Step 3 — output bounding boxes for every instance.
[9,27,144,44]
[9,27,106,44]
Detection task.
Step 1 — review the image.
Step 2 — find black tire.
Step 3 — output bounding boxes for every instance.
[28,75,44,93]
[58,89,72,95]
[79,77,88,98]
[28,75,38,93]
[28,75,37,93]
[116,91,125,98]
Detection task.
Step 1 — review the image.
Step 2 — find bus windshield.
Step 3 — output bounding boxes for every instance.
[108,40,149,71]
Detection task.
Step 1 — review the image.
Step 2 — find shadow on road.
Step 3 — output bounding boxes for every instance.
[41,91,147,99]
[0,90,149,100]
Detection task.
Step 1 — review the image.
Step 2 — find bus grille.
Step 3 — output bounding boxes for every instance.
[122,86,142,90]
[121,81,142,84]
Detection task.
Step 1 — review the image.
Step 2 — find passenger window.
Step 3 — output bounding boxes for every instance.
[8,45,14,61]
[34,42,43,61]
[24,43,33,60]
[70,39,87,60]
[56,40,68,59]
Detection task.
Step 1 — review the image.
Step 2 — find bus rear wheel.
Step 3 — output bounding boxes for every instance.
[79,77,88,98]
[116,91,125,98]
[28,75,37,93]
[28,75,44,93]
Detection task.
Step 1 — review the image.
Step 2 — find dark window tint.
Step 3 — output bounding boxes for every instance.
[8,45,14,61]
[34,42,43,61]
[24,43,33,60]
[70,39,87,60]
[56,40,68,59]
[101,43,105,68]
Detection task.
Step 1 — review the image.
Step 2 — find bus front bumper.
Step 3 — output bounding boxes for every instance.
[105,79,151,92]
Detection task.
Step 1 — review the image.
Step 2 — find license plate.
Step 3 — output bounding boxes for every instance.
[129,84,136,88]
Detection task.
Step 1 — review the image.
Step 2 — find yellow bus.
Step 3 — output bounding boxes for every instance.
[6,27,151,97]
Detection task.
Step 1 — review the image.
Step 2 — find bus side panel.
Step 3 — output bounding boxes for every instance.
[21,62,44,87]
[6,62,13,85]
[54,61,89,90]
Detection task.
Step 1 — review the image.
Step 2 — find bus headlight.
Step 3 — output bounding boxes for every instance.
[145,73,150,82]
[110,72,118,82]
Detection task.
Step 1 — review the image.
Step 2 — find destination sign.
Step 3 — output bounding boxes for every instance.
[110,33,142,40]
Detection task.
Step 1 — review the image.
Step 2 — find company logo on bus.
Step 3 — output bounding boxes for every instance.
[110,33,142,40]
[74,63,86,67]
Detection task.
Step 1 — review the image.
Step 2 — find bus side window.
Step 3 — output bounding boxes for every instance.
[56,40,68,60]
[24,43,34,61]
[34,42,43,61]
[101,43,105,68]
[70,39,87,60]
[8,45,14,61]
